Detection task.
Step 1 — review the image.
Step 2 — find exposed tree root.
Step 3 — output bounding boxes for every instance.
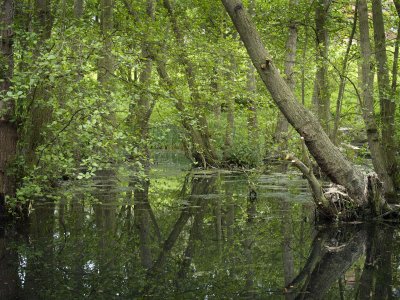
[286,154,397,221]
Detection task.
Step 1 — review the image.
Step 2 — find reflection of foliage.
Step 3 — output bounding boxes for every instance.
[2,157,318,298]
[4,156,398,299]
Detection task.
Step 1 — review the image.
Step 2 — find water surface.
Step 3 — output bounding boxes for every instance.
[0,152,399,299]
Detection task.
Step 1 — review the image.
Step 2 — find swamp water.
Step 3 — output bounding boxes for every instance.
[0,152,399,299]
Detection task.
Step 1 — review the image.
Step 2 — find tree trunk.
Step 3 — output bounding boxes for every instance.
[0,0,18,214]
[156,58,218,167]
[98,0,114,86]
[392,21,399,95]
[129,0,155,163]
[224,98,234,160]
[312,0,331,135]
[358,0,395,196]
[73,0,83,19]
[223,57,236,162]
[162,0,219,167]
[72,0,84,82]
[246,0,259,162]
[273,0,298,151]
[332,2,357,144]
[247,60,259,149]
[25,0,53,164]
[211,66,221,120]
[221,0,367,202]
[372,0,397,187]
[34,0,52,42]
[129,0,157,270]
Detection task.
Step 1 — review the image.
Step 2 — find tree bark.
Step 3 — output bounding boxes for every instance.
[312,0,331,135]
[246,0,259,161]
[129,0,155,165]
[98,0,114,87]
[221,0,367,202]
[392,21,399,94]
[247,59,259,152]
[372,0,397,187]
[25,0,53,164]
[73,0,83,19]
[358,0,395,196]
[273,0,298,151]
[0,0,18,213]
[332,2,357,144]
[34,0,52,42]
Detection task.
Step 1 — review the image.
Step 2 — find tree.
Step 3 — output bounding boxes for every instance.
[358,0,395,196]
[273,0,299,153]
[98,0,114,88]
[220,0,394,220]
[246,0,260,163]
[25,0,53,164]
[332,2,358,144]
[372,0,397,186]
[160,0,219,167]
[0,0,18,215]
[312,0,332,135]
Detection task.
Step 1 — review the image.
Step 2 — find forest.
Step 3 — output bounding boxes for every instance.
[1,0,399,220]
[0,0,400,298]
[0,0,399,218]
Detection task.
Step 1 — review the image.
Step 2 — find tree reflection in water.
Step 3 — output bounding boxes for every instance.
[286,224,395,300]
[0,162,399,299]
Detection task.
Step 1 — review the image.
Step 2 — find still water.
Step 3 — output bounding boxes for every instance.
[0,152,399,299]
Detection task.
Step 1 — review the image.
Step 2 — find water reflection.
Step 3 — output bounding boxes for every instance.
[0,156,399,299]
[286,224,396,300]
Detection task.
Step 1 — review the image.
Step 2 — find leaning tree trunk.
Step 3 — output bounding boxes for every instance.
[221,0,366,199]
[220,0,396,219]
[0,0,18,215]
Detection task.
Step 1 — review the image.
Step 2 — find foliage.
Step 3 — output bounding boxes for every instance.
[0,0,398,203]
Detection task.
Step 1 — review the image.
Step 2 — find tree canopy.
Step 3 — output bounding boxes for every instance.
[0,0,399,220]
